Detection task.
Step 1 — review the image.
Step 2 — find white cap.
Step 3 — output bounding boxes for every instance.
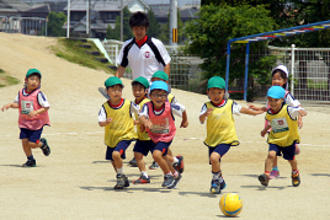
[271,64,289,78]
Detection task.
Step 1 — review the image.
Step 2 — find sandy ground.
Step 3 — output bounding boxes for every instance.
[0,33,329,220]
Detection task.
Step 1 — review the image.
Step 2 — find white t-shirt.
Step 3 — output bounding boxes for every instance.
[117,36,171,81]
[15,89,50,108]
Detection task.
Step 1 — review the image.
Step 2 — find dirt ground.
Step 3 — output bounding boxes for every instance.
[0,33,329,220]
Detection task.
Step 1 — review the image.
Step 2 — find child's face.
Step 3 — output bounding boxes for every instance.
[25,75,40,91]
[150,89,167,108]
[132,26,147,41]
[207,88,225,105]
[132,84,147,101]
[107,85,123,102]
[272,72,287,87]
[267,97,283,112]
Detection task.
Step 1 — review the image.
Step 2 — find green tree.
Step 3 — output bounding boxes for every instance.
[47,12,66,37]
[106,7,132,40]
[147,9,161,38]
[184,4,275,84]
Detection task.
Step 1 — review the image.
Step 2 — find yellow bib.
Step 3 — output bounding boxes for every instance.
[103,99,137,148]
[204,99,239,147]
[266,104,300,147]
[168,93,174,103]
[134,97,151,141]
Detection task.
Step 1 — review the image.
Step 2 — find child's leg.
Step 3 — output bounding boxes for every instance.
[22,139,32,157]
[265,151,276,175]
[153,150,170,174]
[283,143,300,187]
[112,151,123,171]
[135,152,146,172]
[112,140,131,189]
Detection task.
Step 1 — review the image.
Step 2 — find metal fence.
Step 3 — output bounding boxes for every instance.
[102,40,204,93]
[269,45,330,103]
[0,16,47,36]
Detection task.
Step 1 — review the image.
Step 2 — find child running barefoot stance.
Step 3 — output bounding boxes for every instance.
[139,81,188,188]
[200,76,263,194]
[250,65,303,179]
[258,86,307,187]
[1,68,51,167]
[98,77,138,190]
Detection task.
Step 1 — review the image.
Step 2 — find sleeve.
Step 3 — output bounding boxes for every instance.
[154,39,171,65]
[98,106,107,122]
[37,92,50,108]
[285,93,301,107]
[233,101,242,115]
[288,106,304,120]
[14,94,19,103]
[170,102,185,117]
[199,104,207,116]
[116,45,124,67]
[130,102,140,115]
[139,103,149,119]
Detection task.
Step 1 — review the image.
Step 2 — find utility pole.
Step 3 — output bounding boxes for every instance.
[66,0,70,38]
[120,0,123,41]
[169,0,178,46]
[86,0,91,37]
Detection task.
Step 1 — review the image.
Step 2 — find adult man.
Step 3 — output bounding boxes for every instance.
[115,11,171,80]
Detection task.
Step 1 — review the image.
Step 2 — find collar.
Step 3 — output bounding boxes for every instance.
[135,35,148,48]
[135,96,146,105]
[211,99,226,107]
[109,98,124,108]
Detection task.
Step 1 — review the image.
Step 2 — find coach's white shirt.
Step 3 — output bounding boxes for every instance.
[117,36,171,81]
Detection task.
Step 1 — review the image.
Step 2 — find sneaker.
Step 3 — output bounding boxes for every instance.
[168,173,182,189]
[149,161,159,170]
[128,158,138,167]
[133,174,150,184]
[269,169,280,179]
[210,179,221,194]
[291,172,301,187]
[173,155,184,173]
[258,174,270,187]
[162,174,175,188]
[114,174,129,190]
[40,138,51,156]
[22,159,36,167]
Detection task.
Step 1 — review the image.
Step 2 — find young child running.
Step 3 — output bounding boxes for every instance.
[250,64,303,179]
[1,68,51,167]
[98,76,138,190]
[139,80,188,188]
[130,76,153,184]
[259,86,307,187]
[199,76,263,194]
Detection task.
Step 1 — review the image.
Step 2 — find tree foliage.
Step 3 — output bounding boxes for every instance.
[106,7,131,41]
[47,12,66,37]
[185,4,275,82]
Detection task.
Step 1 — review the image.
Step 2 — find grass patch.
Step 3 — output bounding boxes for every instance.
[51,38,115,74]
[0,68,20,88]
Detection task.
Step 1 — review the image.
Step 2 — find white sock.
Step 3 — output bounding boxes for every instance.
[117,167,123,174]
[172,156,179,164]
[142,171,148,178]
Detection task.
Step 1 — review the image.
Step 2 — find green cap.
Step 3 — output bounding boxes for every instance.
[132,76,150,88]
[207,76,225,89]
[152,70,169,81]
[104,76,123,88]
[26,68,42,79]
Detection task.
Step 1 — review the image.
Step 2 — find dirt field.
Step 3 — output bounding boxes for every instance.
[0,33,329,220]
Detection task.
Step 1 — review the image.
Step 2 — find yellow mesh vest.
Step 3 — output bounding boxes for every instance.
[266,104,300,147]
[103,99,137,148]
[168,93,174,103]
[204,99,239,147]
[134,97,151,141]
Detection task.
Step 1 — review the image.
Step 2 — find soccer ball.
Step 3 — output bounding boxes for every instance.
[219,193,243,217]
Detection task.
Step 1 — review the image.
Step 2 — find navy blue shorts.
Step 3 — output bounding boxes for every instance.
[19,127,43,143]
[133,140,154,156]
[105,140,133,161]
[269,142,296,160]
[208,144,231,158]
[150,141,172,156]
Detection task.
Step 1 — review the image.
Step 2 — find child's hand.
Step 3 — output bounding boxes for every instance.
[298,116,303,129]
[28,111,38,117]
[140,124,145,132]
[248,104,266,112]
[205,108,213,117]
[144,120,153,130]
[261,129,267,137]
[105,117,112,125]
[180,119,189,128]
[1,104,10,112]
[134,120,139,125]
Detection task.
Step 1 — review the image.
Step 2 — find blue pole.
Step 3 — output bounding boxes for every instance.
[225,42,231,91]
[244,43,250,101]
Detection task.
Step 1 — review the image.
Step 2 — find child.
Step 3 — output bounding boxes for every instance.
[199,76,263,194]
[98,76,138,190]
[250,64,302,178]
[139,81,188,188]
[259,86,307,187]
[1,68,51,167]
[130,77,153,184]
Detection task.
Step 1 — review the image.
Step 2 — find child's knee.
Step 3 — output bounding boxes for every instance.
[112,151,121,160]
[267,151,276,160]
[210,153,221,164]
[134,152,143,161]
[153,151,162,160]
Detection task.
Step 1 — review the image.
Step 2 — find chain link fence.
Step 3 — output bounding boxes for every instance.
[0,16,47,36]
[269,45,330,103]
